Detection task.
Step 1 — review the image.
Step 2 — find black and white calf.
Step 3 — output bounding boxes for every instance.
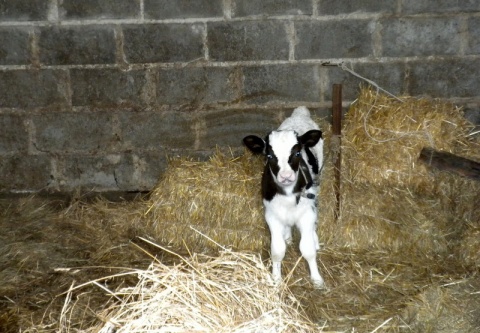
[243,106,324,288]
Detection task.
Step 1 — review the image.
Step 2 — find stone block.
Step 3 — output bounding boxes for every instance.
[114,152,168,191]
[122,24,205,64]
[381,17,462,57]
[295,20,374,59]
[33,112,118,153]
[0,70,69,108]
[232,0,312,17]
[0,154,52,192]
[156,67,239,106]
[144,0,224,19]
[0,27,31,65]
[71,69,148,107]
[467,17,480,55]
[57,151,168,192]
[242,64,320,104]
[401,0,480,14]
[408,58,480,98]
[58,154,121,191]
[318,0,397,15]
[38,25,116,65]
[60,0,140,19]
[119,111,195,149]
[0,0,50,21]
[0,115,28,154]
[201,108,281,148]
[208,21,289,61]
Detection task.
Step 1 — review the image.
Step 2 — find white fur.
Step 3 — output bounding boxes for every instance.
[264,106,324,288]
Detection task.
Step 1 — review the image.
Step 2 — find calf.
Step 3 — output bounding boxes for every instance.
[243,106,324,288]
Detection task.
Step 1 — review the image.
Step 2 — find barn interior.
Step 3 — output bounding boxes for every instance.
[1,2,480,332]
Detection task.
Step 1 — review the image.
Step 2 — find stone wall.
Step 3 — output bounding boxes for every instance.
[1,0,479,193]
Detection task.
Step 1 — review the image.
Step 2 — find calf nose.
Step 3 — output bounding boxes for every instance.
[279,170,295,183]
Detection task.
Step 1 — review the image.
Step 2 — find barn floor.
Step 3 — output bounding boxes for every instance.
[1,193,479,332]
[0,194,161,332]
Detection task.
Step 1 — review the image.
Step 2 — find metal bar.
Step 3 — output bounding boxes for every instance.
[332,84,342,221]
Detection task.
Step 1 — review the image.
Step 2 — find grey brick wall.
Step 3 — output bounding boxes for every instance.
[0,0,479,193]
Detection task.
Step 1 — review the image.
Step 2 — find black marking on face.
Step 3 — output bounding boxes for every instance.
[293,158,312,195]
[262,135,284,201]
[305,147,319,174]
[264,136,279,173]
[288,143,303,172]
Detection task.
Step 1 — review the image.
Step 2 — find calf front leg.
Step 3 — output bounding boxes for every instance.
[298,219,324,288]
[266,218,287,284]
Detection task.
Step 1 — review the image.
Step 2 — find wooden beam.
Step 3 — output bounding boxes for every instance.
[419,147,480,181]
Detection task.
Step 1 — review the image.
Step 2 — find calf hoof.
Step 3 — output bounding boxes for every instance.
[268,273,282,287]
[311,277,325,289]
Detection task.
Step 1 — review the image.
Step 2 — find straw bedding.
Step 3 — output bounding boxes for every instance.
[73,245,316,333]
[3,86,480,332]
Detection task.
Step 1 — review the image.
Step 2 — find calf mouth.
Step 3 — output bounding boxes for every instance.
[278,177,295,185]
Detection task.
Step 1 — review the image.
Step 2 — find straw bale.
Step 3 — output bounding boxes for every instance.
[320,175,479,255]
[143,151,268,253]
[318,86,480,258]
[342,87,478,193]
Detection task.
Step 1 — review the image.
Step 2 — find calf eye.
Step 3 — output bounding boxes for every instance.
[295,151,301,157]
[267,154,273,159]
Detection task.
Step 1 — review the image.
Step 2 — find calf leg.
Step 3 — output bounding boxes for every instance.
[282,226,293,245]
[266,220,287,284]
[298,221,324,288]
[314,226,320,251]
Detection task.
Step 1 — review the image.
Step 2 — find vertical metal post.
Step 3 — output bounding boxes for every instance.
[332,84,342,221]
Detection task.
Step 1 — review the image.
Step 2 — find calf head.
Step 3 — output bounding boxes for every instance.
[243,129,322,199]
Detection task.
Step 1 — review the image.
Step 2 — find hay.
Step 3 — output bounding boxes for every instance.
[341,87,479,191]
[0,196,154,332]
[30,242,317,333]
[143,151,268,253]
[319,87,480,257]
[403,282,480,332]
[297,248,478,332]
[309,86,480,331]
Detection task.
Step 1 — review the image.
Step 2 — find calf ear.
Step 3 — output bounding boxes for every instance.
[243,135,265,154]
[299,130,322,147]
